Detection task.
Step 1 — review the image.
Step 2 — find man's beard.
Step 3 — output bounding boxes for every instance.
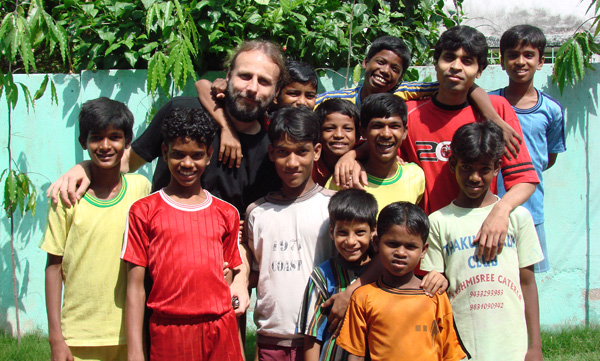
[224,82,275,123]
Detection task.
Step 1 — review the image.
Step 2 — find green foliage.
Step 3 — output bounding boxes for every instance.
[3,0,464,93]
[553,0,600,93]
[1,169,37,218]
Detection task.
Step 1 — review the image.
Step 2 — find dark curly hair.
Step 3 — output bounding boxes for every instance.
[161,107,219,147]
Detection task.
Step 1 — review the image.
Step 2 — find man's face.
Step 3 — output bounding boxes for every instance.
[225,49,280,123]
[501,43,544,84]
[435,47,482,97]
[362,50,404,94]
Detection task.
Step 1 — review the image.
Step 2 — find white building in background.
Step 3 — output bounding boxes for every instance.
[447,0,598,62]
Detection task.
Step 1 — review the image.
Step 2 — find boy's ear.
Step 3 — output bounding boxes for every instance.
[493,159,502,176]
[313,143,322,162]
[207,146,214,165]
[267,144,275,162]
[362,58,368,69]
[329,225,335,241]
[537,55,545,70]
[420,243,429,259]
[78,136,87,150]
[372,234,379,253]
[161,143,168,161]
[449,155,457,173]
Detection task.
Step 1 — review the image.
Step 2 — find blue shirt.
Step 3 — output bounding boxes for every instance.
[490,88,566,223]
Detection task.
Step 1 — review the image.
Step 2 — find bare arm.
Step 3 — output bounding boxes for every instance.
[469,85,522,159]
[333,142,370,190]
[475,182,536,262]
[126,264,147,361]
[546,153,558,170]
[46,147,147,207]
[195,79,243,168]
[45,254,74,361]
[321,255,382,335]
[230,241,252,317]
[303,335,322,361]
[520,266,543,361]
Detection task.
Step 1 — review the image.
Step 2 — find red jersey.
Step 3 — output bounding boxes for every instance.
[122,189,242,317]
[402,96,539,214]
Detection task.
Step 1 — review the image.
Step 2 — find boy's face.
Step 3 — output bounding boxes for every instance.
[362,50,404,94]
[435,47,482,96]
[330,220,373,265]
[162,137,213,188]
[268,136,321,193]
[362,115,406,165]
[450,156,500,203]
[321,112,357,158]
[377,224,427,278]
[501,43,544,84]
[83,125,129,170]
[276,82,317,109]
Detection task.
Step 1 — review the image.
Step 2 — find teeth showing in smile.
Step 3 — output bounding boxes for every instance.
[372,75,387,85]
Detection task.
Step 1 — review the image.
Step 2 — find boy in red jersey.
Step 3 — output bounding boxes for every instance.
[122,107,244,361]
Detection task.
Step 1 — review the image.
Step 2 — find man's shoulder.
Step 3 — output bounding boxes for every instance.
[168,96,204,109]
[406,98,434,114]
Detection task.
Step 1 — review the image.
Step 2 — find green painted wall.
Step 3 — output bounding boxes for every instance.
[0,65,598,335]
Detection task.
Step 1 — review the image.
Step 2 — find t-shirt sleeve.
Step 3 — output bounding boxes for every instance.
[244,206,260,272]
[121,201,149,267]
[421,212,446,273]
[513,207,544,268]
[336,291,368,357]
[437,293,468,361]
[394,81,440,101]
[131,100,174,162]
[546,104,567,155]
[222,205,242,269]
[40,199,71,256]
[493,97,540,190]
[297,267,329,341]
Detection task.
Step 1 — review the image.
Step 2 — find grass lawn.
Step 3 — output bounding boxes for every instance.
[1,326,599,361]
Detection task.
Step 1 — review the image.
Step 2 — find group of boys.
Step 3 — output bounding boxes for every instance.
[41,21,564,361]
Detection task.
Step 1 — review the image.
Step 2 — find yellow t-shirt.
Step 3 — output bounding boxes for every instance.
[40,173,150,346]
[325,162,425,213]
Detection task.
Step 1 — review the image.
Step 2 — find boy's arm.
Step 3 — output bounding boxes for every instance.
[195,79,243,168]
[322,256,382,335]
[332,142,370,190]
[304,335,323,361]
[520,265,543,361]
[469,85,522,159]
[45,254,74,361]
[547,153,558,170]
[126,264,147,361]
[475,182,536,262]
[230,218,252,316]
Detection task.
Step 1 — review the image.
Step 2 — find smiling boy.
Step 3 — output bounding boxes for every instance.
[490,25,566,272]
[402,25,539,262]
[122,107,244,361]
[326,93,424,213]
[245,106,335,359]
[421,121,543,361]
[42,98,150,361]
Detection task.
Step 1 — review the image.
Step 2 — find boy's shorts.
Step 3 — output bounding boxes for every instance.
[70,345,127,361]
[149,308,243,361]
[257,343,303,361]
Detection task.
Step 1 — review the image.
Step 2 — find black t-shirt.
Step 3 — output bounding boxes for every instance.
[131,96,280,216]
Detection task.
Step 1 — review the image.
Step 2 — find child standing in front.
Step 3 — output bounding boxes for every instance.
[421,121,544,361]
[42,97,150,361]
[326,93,425,213]
[244,106,335,360]
[297,189,378,361]
[490,24,566,272]
[336,202,466,361]
[121,107,244,361]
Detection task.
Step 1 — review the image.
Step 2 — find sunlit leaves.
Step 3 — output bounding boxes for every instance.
[553,31,600,93]
[1,170,37,218]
